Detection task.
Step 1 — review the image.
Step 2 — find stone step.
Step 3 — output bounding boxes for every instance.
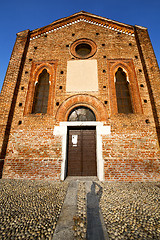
[65,176,99,182]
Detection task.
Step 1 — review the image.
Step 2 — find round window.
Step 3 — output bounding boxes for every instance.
[70,39,97,59]
[75,43,92,57]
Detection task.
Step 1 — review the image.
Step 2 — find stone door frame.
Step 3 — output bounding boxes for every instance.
[53,122,110,181]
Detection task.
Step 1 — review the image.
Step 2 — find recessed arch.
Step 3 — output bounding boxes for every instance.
[24,61,57,115]
[56,94,108,122]
[33,63,54,84]
[108,59,143,115]
[114,66,129,83]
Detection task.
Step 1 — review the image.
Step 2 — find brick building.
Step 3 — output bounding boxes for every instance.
[0,11,160,181]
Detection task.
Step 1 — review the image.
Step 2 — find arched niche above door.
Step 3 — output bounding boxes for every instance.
[56,95,108,122]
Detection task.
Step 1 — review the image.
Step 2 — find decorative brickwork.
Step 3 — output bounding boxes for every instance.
[0,11,160,181]
[56,94,108,122]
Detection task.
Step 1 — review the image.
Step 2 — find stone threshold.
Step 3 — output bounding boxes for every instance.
[65,176,99,182]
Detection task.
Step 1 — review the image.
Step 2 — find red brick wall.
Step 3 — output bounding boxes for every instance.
[0,30,30,159]
[1,13,160,181]
[103,115,160,181]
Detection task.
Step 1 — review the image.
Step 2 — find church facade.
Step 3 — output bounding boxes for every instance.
[0,11,160,181]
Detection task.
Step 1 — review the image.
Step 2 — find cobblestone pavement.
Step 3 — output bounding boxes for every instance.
[0,179,160,240]
[0,179,68,240]
[99,182,160,240]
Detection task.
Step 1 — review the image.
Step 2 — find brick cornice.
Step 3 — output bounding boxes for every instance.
[29,12,135,41]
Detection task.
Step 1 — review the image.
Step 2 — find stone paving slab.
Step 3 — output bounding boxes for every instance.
[53,181,78,240]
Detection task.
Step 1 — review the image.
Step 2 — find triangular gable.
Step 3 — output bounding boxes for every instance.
[30,11,136,41]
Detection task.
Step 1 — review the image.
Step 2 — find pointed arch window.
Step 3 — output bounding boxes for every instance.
[32,69,49,114]
[115,67,133,113]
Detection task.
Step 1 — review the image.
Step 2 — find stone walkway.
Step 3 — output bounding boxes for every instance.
[54,177,109,240]
[53,181,78,240]
[86,181,109,240]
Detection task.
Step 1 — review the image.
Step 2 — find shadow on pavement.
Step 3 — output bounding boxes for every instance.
[87,182,105,240]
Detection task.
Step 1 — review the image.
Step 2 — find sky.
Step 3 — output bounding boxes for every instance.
[0,0,160,91]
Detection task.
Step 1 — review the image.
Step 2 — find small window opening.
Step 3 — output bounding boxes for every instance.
[25,71,28,74]
[56,102,59,106]
[60,71,64,74]
[72,33,75,36]
[103,86,106,88]
[139,69,142,72]
[96,33,99,35]
[135,56,138,59]
[102,44,105,46]
[34,46,37,50]
[59,86,62,89]
[103,56,106,58]
[144,99,147,103]
[19,103,22,107]
[29,59,32,62]
[18,120,22,125]
[145,119,150,124]
[66,44,69,47]
[21,86,24,90]
[103,70,106,73]
[129,43,132,46]
[140,84,144,88]
[104,101,108,104]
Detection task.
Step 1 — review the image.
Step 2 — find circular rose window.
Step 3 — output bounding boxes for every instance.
[70,39,97,59]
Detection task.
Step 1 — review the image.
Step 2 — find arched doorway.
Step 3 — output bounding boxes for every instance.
[67,106,97,176]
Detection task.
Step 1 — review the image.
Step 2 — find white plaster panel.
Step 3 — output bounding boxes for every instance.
[97,126,111,135]
[66,60,98,92]
[53,126,66,136]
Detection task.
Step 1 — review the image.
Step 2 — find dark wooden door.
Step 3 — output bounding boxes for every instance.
[67,127,96,176]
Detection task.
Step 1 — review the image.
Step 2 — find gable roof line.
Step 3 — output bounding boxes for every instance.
[74,11,133,28]
[30,17,135,41]
[31,11,134,34]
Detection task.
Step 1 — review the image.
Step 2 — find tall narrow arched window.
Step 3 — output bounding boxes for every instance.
[115,67,133,113]
[32,69,49,114]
